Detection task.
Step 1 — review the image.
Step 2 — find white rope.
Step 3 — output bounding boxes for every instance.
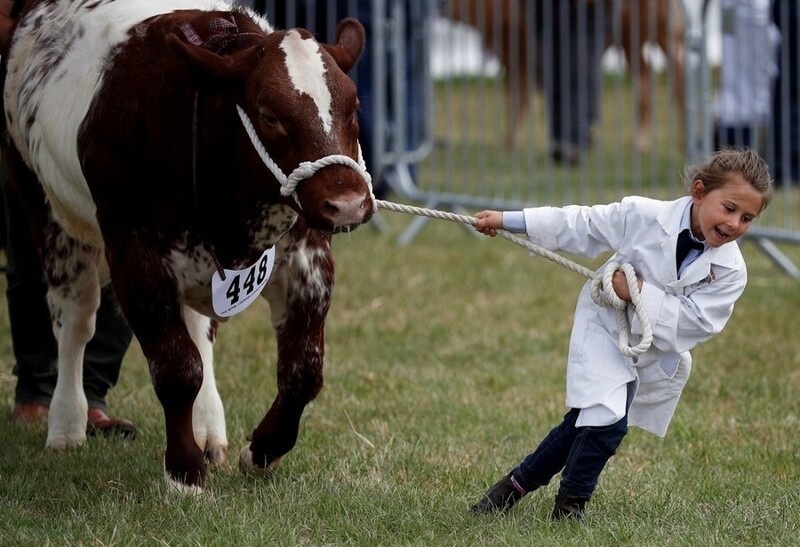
[376,199,653,358]
[236,105,374,207]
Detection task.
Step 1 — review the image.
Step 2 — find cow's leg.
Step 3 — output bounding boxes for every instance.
[45,232,102,450]
[107,248,206,494]
[2,145,101,448]
[240,225,332,475]
[184,306,228,467]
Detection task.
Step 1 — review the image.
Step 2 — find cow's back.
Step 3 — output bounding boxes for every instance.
[3,0,235,244]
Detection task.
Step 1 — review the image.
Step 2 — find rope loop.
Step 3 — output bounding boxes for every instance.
[236,105,373,206]
[375,199,653,358]
[590,262,653,357]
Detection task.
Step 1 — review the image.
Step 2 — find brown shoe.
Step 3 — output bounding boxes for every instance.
[87,407,136,440]
[551,494,588,521]
[11,403,49,426]
[470,472,526,515]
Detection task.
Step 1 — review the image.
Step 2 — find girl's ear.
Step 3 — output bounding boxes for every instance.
[691,179,705,203]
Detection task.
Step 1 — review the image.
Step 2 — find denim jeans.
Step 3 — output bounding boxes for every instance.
[512,408,629,500]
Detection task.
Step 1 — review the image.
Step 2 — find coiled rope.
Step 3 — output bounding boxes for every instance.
[376,199,653,358]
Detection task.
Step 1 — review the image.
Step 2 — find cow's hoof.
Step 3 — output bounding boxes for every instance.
[45,434,86,450]
[238,445,281,477]
[164,471,205,497]
[204,443,228,469]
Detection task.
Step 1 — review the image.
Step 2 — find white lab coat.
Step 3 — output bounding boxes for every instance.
[522,195,748,437]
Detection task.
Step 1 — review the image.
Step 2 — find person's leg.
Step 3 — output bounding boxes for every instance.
[82,284,136,438]
[1,164,58,417]
[471,409,581,514]
[552,413,629,520]
[82,285,133,413]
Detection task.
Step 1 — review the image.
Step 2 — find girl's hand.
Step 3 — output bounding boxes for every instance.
[474,210,502,237]
[612,270,643,302]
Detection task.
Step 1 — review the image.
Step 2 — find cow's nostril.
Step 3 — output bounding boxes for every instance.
[324,202,339,215]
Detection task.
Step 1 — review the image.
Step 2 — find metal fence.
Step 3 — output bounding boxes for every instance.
[263,0,799,277]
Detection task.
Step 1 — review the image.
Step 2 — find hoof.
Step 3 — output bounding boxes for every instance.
[204,443,228,469]
[46,434,86,450]
[164,471,205,497]
[238,445,281,477]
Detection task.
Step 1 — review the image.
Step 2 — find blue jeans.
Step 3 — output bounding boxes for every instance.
[512,408,628,500]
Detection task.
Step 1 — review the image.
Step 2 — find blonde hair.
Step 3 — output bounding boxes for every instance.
[683,148,773,213]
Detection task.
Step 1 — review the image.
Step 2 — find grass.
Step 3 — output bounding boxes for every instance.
[1,209,799,545]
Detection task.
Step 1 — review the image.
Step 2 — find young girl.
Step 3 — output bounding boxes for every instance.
[470,148,773,520]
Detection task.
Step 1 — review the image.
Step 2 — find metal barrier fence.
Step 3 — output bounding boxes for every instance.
[260,0,799,277]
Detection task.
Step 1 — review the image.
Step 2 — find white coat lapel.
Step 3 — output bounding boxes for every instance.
[667,255,712,288]
[656,197,692,281]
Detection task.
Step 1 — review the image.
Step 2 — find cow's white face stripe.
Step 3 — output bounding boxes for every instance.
[279,30,333,135]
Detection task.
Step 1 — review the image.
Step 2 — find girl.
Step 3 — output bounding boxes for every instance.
[471,148,773,520]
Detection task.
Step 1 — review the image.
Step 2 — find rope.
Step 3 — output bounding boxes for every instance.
[376,199,653,358]
[236,105,373,207]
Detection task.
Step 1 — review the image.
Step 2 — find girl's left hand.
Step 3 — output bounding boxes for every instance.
[612,270,643,302]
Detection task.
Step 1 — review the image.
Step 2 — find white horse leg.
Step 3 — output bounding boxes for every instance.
[184,305,228,467]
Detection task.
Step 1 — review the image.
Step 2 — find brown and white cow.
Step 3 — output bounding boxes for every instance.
[1,0,374,494]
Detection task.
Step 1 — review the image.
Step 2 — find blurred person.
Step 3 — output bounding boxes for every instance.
[713,0,779,150]
[536,0,614,165]
[470,148,772,520]
[770,0,799,185]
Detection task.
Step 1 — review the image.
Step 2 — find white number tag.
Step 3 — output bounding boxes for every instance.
[211,247,276,317]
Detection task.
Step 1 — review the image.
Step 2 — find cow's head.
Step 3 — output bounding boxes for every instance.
[168,15,374,233]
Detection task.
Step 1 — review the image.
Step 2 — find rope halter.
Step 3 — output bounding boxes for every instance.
[236,105,374,208]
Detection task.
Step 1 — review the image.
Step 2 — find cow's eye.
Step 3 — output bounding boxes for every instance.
[263,114,280,127]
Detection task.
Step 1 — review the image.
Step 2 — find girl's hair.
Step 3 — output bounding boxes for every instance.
[682,148,773,213]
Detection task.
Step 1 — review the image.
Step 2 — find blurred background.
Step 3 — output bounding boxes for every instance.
[231,0,800,279]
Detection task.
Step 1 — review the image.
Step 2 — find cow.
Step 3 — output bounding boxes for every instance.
[1,0,374,494]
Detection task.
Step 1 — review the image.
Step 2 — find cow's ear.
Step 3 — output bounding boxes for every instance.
[166,33,247,82]
[321,17,365,74]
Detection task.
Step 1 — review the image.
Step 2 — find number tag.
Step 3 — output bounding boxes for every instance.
[211,247,276,317]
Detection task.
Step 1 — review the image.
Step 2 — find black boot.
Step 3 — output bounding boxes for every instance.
[470,472,525,515]
[551,494,588,521]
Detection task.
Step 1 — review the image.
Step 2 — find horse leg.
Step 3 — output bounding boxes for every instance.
[658,0,686,146]
[240,223,332,475]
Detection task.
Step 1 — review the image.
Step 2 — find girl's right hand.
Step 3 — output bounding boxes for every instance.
[474,210,502,237]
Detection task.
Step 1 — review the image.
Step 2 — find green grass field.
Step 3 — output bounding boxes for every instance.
[1,208,798,545]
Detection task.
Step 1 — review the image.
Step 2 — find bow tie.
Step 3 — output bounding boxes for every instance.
[676,229,704,268]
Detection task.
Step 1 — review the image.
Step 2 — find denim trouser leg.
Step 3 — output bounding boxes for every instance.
[512,408,582,493]
[512,408,628,500]
[558,414,628,499]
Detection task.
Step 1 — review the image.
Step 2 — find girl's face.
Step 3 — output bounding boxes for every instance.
[690,174,764,248]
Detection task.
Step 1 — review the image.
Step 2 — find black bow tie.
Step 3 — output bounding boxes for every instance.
[676,229,704,268]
